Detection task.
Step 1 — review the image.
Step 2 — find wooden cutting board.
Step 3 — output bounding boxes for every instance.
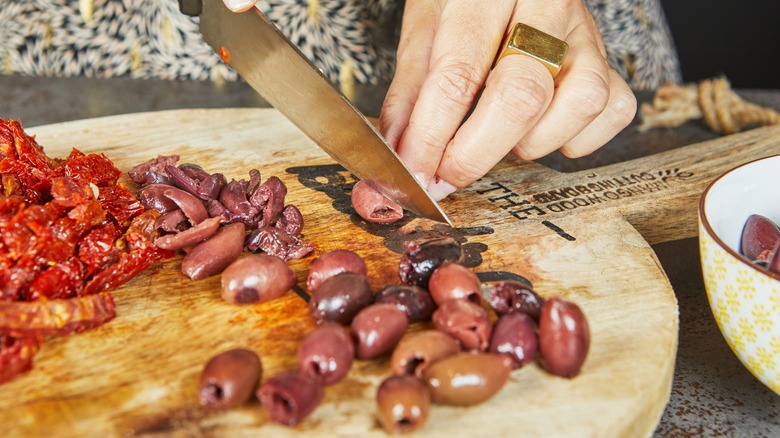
[2,109,778,437]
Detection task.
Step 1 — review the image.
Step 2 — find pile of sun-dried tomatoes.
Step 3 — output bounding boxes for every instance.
[0,119,173,384]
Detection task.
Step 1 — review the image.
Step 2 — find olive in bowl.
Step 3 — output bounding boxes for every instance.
[698,154,780,395]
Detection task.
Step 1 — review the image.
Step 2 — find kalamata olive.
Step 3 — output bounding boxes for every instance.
[181,222,246,280]
[351,180,404,224]
[374,285,436,323]
[432,299,491,352]
[257,371,324,426]
[399,237,464,288]
[487,280,544,321]
[308,272,373,325]
[306,250,368,292]
[221,254,296,305]
[422,352,512,406]
[254,176,288,227]
[164,186,209,225]
[539,297,590,378]
[489,312,538,369]
[155,209,188,233]
[274,205,304,236]
[165,164,204,198]
[740,214,780,261]
[390,330,460,378]
[244,226,314,261]
[376,374,430,434]
[428,263,482,305]
[297,322,355,385]
[139,183,180,213]
[128,155,179,186]
[154,216,222,251]
[178,162,212,182]
[199,348,262,410]
[351,303,409,360]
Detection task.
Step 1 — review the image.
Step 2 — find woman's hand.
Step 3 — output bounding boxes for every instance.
[380,0,637,200]
[222,0,257,13]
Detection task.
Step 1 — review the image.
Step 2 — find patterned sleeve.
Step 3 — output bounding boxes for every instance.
[0,0,680,90]
[584,0,682,89]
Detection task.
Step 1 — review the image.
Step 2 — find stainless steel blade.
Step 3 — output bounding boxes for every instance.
[195,0,451,225]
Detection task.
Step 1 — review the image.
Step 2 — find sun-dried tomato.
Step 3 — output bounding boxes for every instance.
[0,118,174,384]
[50,175,94,208]
[98,183,144,225]
[0,120,57,170]
[0,292,116,337]
[0,267,34,302]
[0,159,50,204]
[63,152,121,187]
[83,211,174,295]
[0,335,41,385]
[78,222,122,277]
[23,257,86,301]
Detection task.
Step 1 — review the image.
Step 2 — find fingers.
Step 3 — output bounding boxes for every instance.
[559,69,637,157]
[379,1,440,150]
[428,1,571,191]
[393,0,515,186]
[432,54,554,190]
[511,18,612,160]
[433,1,635,193]
[222,0,257,13]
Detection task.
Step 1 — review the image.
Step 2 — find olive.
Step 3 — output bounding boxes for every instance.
[376,374,430,434]
[487,280,544,321]
[308,272,373,325]
[489,312,538,369]
[199,348,262,410]
[298,322,355,385]
[390,330,461,378]
[422,352,512,406]
[740,214,780,261]
[306,249,367,292]
[181,222,246,280]
[351,304,409,360]
[221,254,296,304]
[351,180,404,223]
[256,370,324,426]
[398,237,464,288]
[374,284,436,323]
[538,297,590,378]
[427,263,482,305]
[432,299,492,352]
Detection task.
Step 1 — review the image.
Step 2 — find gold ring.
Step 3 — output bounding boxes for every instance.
[494,23,569,79]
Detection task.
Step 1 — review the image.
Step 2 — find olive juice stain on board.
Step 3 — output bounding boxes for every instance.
[286,164,531,286]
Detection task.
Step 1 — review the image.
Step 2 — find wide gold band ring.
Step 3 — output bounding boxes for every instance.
[494,23,569,79]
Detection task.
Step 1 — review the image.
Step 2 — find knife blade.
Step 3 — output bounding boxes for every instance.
[180,0,451,225]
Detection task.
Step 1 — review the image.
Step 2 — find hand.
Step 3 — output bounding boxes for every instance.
[222,0,257,13]
[380,0,637,200]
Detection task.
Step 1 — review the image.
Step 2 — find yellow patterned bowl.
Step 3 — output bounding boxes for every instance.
[699,154,780,395]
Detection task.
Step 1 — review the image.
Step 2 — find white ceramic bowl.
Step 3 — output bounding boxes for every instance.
[699,154,780,395]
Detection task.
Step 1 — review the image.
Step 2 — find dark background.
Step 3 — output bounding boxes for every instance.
[660,0,780,88]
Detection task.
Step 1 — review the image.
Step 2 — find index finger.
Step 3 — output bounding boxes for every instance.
[394,0,514,187]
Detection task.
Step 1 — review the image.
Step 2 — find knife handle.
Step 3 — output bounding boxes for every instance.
[178,0,202,16]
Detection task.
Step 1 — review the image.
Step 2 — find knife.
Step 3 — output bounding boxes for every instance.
[179,0,451,225]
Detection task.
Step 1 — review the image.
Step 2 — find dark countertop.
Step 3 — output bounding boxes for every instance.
[1,74,778,436]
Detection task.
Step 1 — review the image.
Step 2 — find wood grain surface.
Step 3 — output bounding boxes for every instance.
[1,109,778,438]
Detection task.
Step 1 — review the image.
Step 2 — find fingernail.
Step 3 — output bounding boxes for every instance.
[223,0,255,12]
[426,178,457,201]
[413,172,429,187]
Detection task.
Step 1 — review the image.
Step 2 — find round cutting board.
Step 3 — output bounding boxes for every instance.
[2,108,777,437]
